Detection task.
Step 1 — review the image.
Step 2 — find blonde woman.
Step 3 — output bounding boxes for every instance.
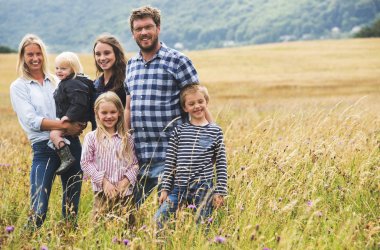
[81,91,138,222]
[10,34,84,229]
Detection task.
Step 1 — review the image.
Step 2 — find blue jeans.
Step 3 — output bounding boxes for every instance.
[154,181,214,227]
[133,161,165,208]
[29,137,82,227]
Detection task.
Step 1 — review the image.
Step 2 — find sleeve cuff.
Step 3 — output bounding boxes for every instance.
[93,170,106,187]
[35,116,45,131]
[214,187,227,196]
[124,165,139,186]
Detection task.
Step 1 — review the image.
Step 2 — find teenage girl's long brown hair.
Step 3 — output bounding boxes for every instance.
[93,34,127,93]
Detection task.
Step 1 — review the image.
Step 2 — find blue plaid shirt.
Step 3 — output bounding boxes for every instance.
[125,43,199,164]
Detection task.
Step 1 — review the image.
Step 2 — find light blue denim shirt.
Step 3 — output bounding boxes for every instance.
[10,76,57,145]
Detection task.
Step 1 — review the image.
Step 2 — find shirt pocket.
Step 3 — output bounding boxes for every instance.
[198,135,213,149]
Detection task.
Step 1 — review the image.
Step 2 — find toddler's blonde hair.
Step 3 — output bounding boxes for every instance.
[55,52,83,79]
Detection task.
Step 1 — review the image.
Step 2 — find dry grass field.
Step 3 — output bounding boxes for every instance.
[0,38,379,249]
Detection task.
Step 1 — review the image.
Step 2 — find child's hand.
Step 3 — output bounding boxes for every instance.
[102,178,118,199]
[61,116,70,122]
[159,191,168,205]
[117,178,130,197]
[212,194,224,209]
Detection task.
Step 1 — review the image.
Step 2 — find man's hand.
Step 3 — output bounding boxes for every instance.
[158,190,168,205]
[102,178,118,199]
[212,194,224,209]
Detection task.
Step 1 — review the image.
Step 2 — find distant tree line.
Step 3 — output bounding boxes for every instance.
[0,0,379,52]
[355,18,380,37]
[0,45,16,53]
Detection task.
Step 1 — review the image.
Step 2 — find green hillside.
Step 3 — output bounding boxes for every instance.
[0,0,379,52]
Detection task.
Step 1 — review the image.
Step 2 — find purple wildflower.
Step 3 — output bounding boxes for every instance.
[41,246,48,250]
[307,200,313,207]
[5,225,14,233]
[263,247,271,250]
[207,217,213,223]
[123,239,130,246]
[214,236,226,244]
[187,204,196,209]
[112,237,119,244]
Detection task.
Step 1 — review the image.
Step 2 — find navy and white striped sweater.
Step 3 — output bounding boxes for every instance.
[161,122,227,196]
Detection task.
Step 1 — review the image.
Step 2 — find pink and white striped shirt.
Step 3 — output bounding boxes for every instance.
[81,130,139,195]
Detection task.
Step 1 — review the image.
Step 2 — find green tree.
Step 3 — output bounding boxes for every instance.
[355,18,380,37]
[0,45,16,53]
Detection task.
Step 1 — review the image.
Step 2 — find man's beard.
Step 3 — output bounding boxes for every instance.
[137,35,159,53]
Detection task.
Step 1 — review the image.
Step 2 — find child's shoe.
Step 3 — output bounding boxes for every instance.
[56,143,75,175]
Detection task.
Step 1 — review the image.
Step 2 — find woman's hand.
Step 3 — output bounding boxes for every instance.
[158,191,168,205]
[64,120,86,136]
[102,178,118,199]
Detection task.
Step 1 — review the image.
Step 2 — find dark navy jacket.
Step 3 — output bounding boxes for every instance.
[54,74,95,128]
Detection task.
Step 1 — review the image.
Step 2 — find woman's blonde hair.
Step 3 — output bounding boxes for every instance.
[17,34,50,80]
[94,91,134,162]
[55,52,83,79]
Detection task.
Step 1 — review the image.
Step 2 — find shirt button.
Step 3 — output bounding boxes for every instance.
[144,64,147,67]
[140,96,143,99]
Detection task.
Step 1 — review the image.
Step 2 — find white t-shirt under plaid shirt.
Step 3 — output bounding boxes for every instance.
[160,123,228,196]
[81,130,139,195]
[125,43,199,164]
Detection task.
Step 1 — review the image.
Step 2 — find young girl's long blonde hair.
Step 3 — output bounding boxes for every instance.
[94,91,134,162]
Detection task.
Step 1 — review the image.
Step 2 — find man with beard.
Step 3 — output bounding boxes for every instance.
[124,6,202,207]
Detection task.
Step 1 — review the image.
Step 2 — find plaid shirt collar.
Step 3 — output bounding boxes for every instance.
[135,42,168,62]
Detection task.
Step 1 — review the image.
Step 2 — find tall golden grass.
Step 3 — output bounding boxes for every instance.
[0,38,379,249]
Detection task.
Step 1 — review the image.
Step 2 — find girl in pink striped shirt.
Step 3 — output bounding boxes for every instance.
[81,91,138,222]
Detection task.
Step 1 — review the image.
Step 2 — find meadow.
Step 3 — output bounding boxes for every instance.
[0,38,379,249]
